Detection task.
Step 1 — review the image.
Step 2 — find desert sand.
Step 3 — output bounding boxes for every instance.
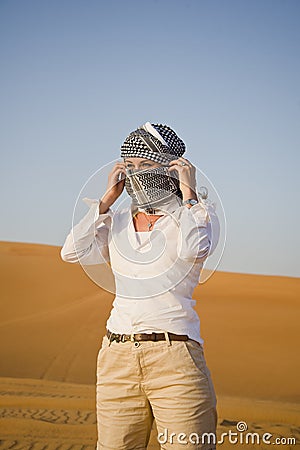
[0,241,299,448]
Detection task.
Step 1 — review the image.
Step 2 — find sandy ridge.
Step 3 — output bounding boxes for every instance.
[0,378,299,449]
[1,242,300,448]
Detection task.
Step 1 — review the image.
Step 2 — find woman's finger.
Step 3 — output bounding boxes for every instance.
[169,158,191,168]
[168,163,191,171]
[112,163,126,170]
[110,166,126,177]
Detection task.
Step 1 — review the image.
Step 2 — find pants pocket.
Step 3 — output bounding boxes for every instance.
[182,340,217,410]
[96,335,110,365]
[182,340,210,378]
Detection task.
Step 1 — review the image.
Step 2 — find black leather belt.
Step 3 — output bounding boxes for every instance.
[106,329,194,344]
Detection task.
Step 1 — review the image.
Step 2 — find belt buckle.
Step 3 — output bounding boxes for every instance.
[114,333,120,343]
[121,334,127,343]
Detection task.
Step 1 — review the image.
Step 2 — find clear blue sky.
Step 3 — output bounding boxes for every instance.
[1,0,299,277]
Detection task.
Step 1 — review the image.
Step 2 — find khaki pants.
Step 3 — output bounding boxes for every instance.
[96,335,217,450]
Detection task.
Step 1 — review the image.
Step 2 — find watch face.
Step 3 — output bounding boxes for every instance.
[190,199,198,205]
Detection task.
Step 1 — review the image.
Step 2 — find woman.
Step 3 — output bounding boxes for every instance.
[61,122,219,450]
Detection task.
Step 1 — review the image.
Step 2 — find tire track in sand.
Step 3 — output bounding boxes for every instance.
[0,408,96,425]
[0,442,95,449]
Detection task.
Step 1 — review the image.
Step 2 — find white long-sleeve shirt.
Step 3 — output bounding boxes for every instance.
[61,197,220,344]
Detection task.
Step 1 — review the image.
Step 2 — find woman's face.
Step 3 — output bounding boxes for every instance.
[124,157,161,172]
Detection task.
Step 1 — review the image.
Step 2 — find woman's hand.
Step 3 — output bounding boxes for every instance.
[99,161,126,214]
[167,157,197,202]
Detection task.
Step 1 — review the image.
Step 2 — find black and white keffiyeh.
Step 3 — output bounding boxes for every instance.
[125,165,181,209]
[121,122,185,213]
[120,122,186,164]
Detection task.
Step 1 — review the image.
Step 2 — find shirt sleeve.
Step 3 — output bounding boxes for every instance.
[176,196,220,262]
[60,197,113,265]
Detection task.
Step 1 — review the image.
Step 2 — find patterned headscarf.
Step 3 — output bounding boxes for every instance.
[120,122,185,164]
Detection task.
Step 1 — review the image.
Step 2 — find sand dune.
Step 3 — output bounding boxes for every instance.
[0,241,299,447]
[0,378,299,449]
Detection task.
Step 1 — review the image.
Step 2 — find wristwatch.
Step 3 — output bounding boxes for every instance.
[182,198,198,206]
